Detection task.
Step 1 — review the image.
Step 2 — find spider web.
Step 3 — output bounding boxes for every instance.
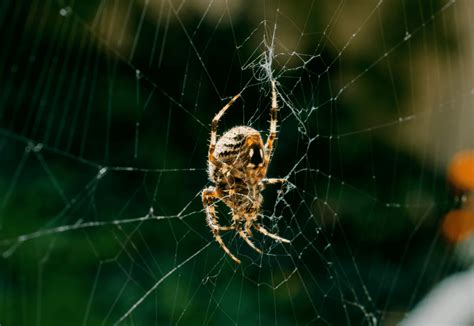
[1,0,473,324]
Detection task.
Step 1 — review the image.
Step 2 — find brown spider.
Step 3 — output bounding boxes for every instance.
[202,80,290,264]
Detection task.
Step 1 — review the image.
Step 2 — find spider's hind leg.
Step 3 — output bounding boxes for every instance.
[208,93,241,167]
[202,188,241,264]
[265,80,279,156]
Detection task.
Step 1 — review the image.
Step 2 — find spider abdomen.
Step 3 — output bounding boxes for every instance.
[208,125,263,183]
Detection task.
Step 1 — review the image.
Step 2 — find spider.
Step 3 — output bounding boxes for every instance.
[202,80,290,264]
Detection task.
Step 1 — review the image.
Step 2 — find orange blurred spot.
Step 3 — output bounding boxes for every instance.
[441,209,474,243]
[448,150,474,192]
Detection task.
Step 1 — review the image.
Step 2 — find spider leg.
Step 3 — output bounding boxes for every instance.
[238,228,263,254]
[264,80,279,157]
[209,93,241,167]
[202,188,241,264]
[244,219,254,237]
[261,178,287,188]
[255,224,290,243]
[238,218,261,254]
[216,225,234,231]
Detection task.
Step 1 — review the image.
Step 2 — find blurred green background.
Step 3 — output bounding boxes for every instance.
[1,0,473,324]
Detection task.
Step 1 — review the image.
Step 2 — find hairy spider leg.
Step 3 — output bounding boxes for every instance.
[202,188,241,264]
[255,224,290,243]
[261,178,287,187]
[244,219,254,237]
[208,93,241,168]
[265,80,279,157]
[238,228,263,254]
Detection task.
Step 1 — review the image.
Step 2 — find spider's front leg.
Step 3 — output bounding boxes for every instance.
[202,187,241,264]
[255,224,290,244]
[236,218,262,254]
[237,228,263,254]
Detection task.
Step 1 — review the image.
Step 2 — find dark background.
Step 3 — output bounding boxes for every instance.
[1,0,472,324]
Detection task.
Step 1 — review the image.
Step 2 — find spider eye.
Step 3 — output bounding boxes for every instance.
[249,144,263,166]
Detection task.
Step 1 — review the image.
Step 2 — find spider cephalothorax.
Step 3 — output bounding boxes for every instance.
[202,80,290,264]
